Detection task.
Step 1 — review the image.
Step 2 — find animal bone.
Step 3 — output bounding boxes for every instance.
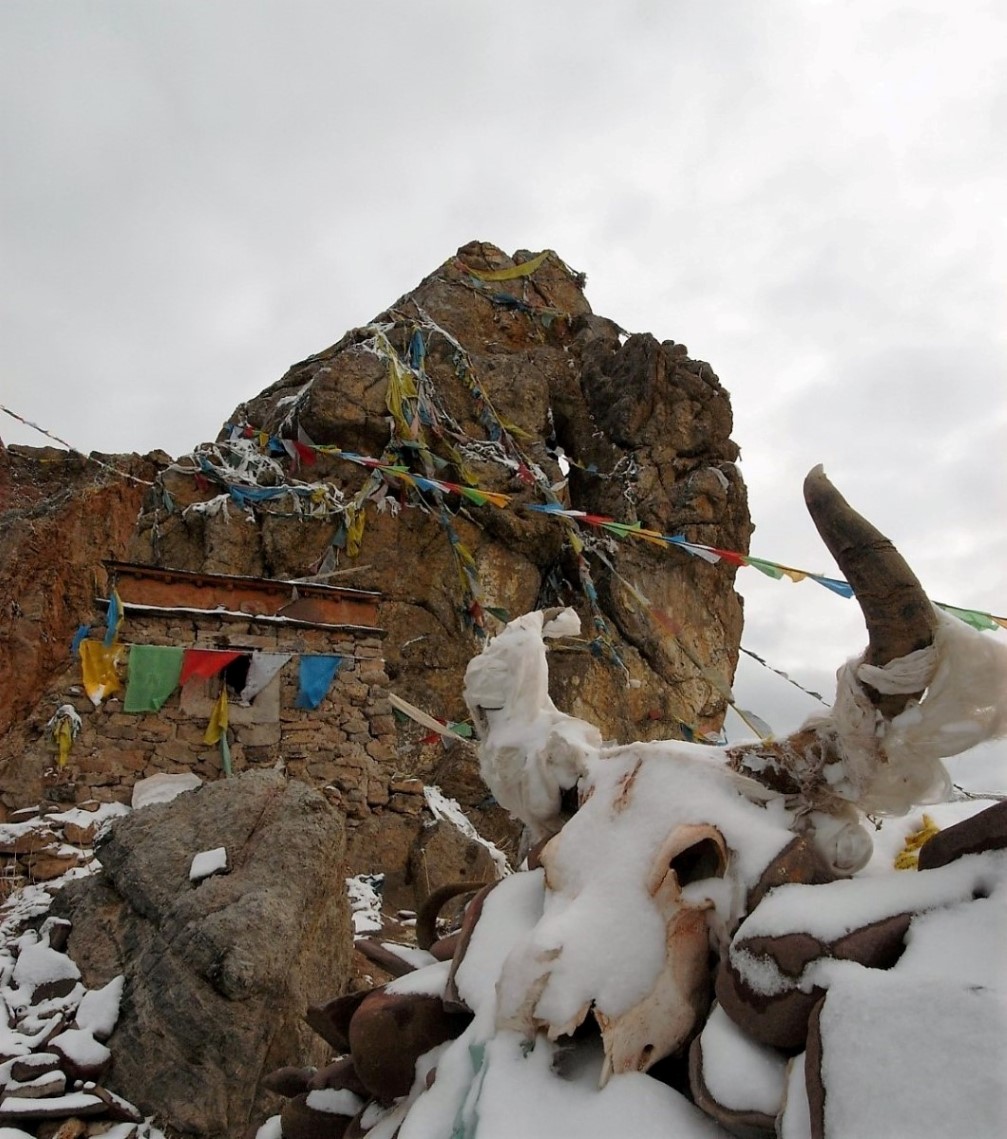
[459,465,1007,1090]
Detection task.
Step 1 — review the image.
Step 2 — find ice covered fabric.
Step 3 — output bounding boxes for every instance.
[805,607,1007,814]
[463,609,601,841]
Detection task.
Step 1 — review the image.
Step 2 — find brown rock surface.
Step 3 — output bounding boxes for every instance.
[0,444,164,802]
[126,242,750,752]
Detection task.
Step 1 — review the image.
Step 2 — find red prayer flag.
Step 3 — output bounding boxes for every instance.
[179,649,243,685]
[708,547,745,567]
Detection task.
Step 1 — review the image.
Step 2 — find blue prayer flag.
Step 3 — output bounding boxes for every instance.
[296,655,343,710]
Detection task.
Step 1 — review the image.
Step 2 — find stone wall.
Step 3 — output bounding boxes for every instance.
[2,612,403,825]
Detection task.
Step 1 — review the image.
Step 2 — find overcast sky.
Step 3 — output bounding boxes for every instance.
[2,0,1004,744]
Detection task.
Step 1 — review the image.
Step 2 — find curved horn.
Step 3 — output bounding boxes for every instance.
[803,465,936,716]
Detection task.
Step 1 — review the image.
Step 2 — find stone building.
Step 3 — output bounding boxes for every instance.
[4,561,399,820]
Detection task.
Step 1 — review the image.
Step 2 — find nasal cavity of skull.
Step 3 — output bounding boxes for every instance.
[670,838,727,886]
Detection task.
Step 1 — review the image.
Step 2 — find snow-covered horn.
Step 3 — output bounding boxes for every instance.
[803,465,936,717]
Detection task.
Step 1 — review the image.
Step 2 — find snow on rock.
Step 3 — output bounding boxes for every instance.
[457,1032,727,1139]
[254,1114,283,1139]
[305,1087,365,1115]
[347,874,384,936]
[45,801,130,842]
[131,772,202,809]
[386,960,452,998]
[48,1027,112,1078]
[811,972,1007,1137]
[0,803,166,1139]
[189,845,229,882]
[697,1003,787,1116]
[423,785,511,877]
[0,1091,105,1119]
[75,974,124,1040]
[5,1069,66,1097]
[8,939,80,1002]
[778,1053,812,1139]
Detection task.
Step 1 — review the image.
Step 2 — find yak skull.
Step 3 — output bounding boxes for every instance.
[592,822,729,1082]
[494,746,794,1086]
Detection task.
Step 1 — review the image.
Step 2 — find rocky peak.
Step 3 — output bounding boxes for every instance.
[128,242,751,745]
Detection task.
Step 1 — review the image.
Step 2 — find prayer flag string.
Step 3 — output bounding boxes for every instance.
[181,428,1006,634]
[1,403,155,486]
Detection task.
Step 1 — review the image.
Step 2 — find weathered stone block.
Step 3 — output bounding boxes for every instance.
[234,723,281,748]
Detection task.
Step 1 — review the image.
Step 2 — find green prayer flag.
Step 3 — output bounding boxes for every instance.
[937,604,998,632]
[124,645,185,712]
[747,557,785,580]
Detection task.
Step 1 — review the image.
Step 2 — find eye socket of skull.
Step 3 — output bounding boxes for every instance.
[648,825,729,897]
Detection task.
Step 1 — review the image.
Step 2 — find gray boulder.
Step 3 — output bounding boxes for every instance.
[53,770,352,1139]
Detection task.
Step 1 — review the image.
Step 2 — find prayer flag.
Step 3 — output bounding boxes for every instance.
[935,604,999,632]
[204,688,229,744]
[746,557,785,580]
[346,506,367,557]
[296,655,343,709]
[674,541,721,564]
[779,566,809,584]
[79,639,123,705]
[54,719,74,767]
[124,645,184,712]
[180,649,243,686]
[811,575,856,599]
[204,688,233,777]
[709,548,745,567]
[239,652,291,704]
[71,625,91,658]
[104,589,124,646]
[465,250,550,281]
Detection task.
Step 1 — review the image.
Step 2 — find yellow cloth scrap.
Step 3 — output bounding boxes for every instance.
[778,565,809,584]
[79,639,123,705]
[346,505,367,558]
[204,687,229,745]
[894,814,941,870]
[465,250,550,281]
[53,719,74,767]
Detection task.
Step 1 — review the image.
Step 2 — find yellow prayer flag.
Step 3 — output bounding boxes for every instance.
[346,506,367,558]
[204,688,229,745]
[465,250,550,281]
[54,720,74,767]
[779,566,808,584]
[79,639,123,705]
[635,528,669,547]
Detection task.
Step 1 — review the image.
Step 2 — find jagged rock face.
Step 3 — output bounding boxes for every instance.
[53,771,352,1139]
[128,242,751,745]
[0,445,163,746]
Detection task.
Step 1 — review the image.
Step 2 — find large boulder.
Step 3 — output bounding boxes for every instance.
[52,770,352,1139]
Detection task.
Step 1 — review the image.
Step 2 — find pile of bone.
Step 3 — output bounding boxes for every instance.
[260,889,480,1139]
[0,802,158,1137]
[262,800,1007,1139]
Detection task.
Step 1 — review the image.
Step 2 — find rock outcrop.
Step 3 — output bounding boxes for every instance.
[127,242,751,748]
[0,445,164,745]
[52,770,352,1138]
